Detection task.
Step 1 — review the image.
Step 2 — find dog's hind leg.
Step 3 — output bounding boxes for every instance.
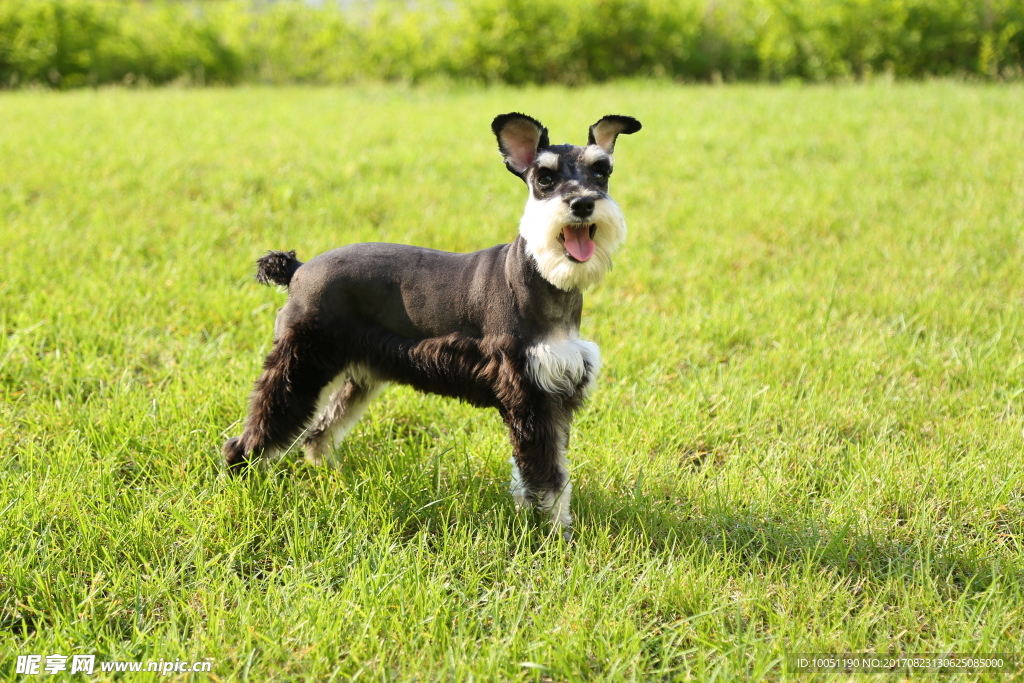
[303,372,383,466]
[223,317,346,474]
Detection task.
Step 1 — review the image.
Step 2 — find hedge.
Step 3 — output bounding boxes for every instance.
[1,0,1021,88]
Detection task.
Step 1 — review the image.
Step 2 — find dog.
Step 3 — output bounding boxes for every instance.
[223,112,641,538]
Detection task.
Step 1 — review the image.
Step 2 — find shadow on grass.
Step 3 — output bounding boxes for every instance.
[226,436,1019,599]
[575,484,1017,595]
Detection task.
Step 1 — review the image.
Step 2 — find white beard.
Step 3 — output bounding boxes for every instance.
[518,195,627,291]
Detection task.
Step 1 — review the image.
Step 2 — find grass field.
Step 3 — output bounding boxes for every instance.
[2,82,1024,680]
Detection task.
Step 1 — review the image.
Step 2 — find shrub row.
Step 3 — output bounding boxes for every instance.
[1,0,1022,88]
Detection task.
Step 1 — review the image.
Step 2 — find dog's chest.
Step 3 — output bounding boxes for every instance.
[525,337,602,397]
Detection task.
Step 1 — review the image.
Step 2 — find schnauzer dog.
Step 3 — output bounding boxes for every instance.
[223,112,641,538]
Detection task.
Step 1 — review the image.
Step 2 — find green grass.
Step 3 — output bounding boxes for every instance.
[2,82,1023,681]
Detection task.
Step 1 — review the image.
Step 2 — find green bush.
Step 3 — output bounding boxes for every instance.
[0,0,242,87]
[0,0,1021,88]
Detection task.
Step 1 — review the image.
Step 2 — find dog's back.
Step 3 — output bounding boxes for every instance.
[265,239,579,342]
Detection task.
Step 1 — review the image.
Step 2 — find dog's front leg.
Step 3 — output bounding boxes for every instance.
[505,401,575,540]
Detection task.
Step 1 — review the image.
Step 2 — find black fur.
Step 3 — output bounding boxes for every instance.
[255,250,303,287]
[225,244,588,499]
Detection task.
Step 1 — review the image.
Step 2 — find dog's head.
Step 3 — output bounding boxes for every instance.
[492,112,641,292]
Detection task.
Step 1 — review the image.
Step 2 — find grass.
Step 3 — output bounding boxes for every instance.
[1,81,1024,680]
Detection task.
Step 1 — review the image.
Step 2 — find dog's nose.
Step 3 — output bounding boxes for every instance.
[570,197,595,218]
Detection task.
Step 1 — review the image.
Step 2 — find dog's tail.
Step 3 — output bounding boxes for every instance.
[255,250,303,287]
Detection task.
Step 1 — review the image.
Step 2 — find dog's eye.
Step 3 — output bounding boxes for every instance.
[592,166,610,181]
[536,172,555,188]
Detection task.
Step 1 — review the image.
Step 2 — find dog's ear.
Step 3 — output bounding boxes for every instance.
[588,115,642,154]
[492,113,550,178]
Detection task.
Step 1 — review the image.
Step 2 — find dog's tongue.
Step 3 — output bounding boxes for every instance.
[563,224,595,262]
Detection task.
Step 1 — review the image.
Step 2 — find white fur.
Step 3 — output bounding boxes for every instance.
[510,452,574,534]
[509,458,528,508]
[323,385,383,458]
[518,195,627,292]
[539,479,573,532]
[525,337,601,397]
[344,363,379,389]
[535,151,560,170]
[304,365,384,466]
[582,145,612,167]
[258,447,285,470]
[538,434,573,535]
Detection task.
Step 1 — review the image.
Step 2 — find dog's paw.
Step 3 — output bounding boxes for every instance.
[223,437,248,475]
